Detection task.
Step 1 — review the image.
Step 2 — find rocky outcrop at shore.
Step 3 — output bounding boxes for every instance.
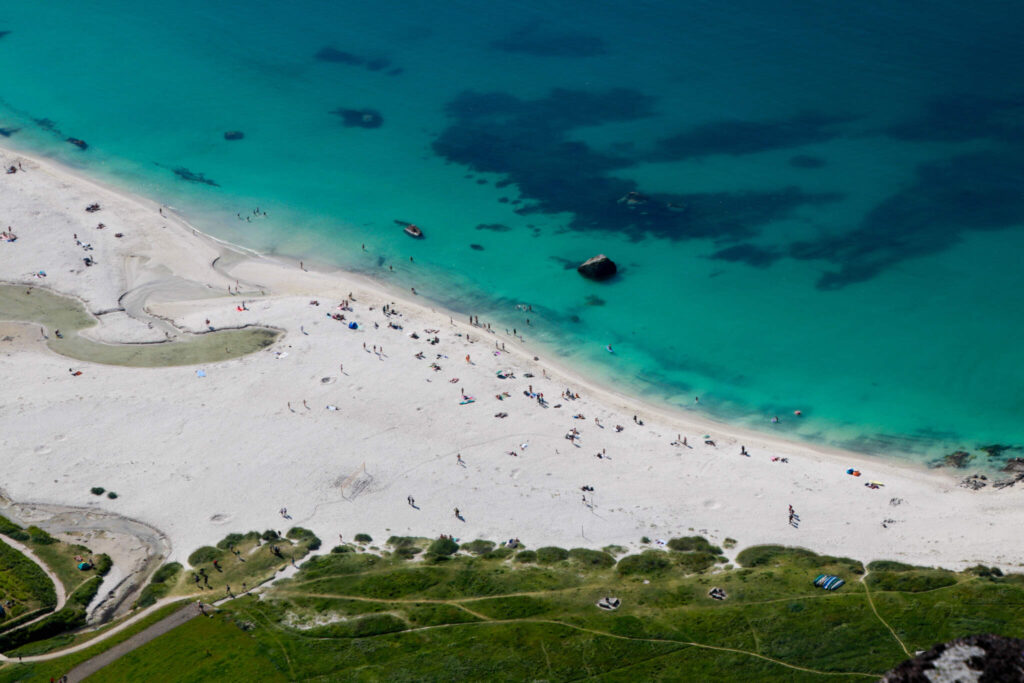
[1002,458,1024,474]
[577,254,617,281]
[883,634,1024,682]
[933,450,973,469]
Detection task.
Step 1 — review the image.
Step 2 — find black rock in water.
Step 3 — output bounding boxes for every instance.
[577,254,617,281]
[224,131,245,141]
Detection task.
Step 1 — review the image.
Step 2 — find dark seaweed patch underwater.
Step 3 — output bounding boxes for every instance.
[433,89,841,248]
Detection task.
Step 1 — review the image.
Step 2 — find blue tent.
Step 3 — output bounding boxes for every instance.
[813,574,845,591]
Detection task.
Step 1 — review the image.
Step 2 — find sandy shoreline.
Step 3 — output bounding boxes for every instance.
[2,143,1023,572]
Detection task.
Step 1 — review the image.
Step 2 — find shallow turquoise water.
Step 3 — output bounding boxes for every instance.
[2,1,1023,466]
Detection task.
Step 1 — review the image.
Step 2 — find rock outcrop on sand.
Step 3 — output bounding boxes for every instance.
[882,634,1024,682]
[577,254,617,281]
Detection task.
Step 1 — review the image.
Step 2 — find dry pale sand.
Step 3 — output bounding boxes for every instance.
[1,145,1022,572]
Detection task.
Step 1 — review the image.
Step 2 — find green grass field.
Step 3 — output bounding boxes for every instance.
[5,537,1020,681]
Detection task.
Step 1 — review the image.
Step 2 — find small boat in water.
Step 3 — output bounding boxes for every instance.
[395,220,423,238]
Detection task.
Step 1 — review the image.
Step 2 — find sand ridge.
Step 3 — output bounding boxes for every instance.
[1,145,1022,571]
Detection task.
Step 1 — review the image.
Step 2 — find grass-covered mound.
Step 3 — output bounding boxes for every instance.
[37,539,1024,682]
[0,538,57,624]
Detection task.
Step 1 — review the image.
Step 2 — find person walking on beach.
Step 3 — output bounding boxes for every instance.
[456,453,464,466]
[407,495,415,507]
[454,507,460,519]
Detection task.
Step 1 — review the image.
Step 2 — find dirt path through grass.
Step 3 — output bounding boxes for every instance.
[275,589,880,678]
[860,571,911,658]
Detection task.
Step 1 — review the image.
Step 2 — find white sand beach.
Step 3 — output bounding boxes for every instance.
[2,145,1022,572]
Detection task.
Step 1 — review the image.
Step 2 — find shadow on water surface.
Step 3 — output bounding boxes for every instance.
[433,88,841,245]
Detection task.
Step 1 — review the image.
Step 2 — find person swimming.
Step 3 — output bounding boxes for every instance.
[606,345,614,353]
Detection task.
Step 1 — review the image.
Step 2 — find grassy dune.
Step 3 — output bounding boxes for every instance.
[8,538,1019,681]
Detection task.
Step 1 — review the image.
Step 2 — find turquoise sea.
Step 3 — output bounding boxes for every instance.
[2,1,1023,467]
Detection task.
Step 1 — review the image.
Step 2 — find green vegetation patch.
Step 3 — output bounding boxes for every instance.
[736,545,863,574]
[137,562,183,607]
[667,536,722,555]
[187,546,223,567]
[468,596,552,619]
[535,547,569,564]
[867,560,922,572]
[286,527,322,551]
[25,526,56,545]
[514,550,537,563]
[0,538,57,621]
[461,539,495,556]
[617,550,672,575]
[0,515,24,537]
[674,551,719,574]
[866,569,958,593]
[427,537,460,558]
[18,541,1024,682]
[0,576,101,652]
[93,554,113,577]
[568,548,615,568]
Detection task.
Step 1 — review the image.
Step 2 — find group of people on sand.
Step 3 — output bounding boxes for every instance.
[281,277,836,547]
[1,227,16,242]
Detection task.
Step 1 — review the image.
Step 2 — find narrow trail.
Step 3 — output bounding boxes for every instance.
[860,571,911,658]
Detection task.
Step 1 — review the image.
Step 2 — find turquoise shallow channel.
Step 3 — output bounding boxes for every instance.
[1,0,1023,466]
